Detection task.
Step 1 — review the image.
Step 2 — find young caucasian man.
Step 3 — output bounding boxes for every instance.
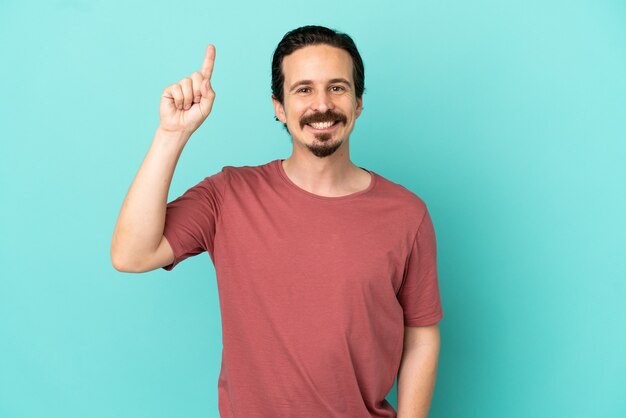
[111,25,443,418]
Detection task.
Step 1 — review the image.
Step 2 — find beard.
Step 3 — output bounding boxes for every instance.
[298,109,348,158]
[305,132,344,158]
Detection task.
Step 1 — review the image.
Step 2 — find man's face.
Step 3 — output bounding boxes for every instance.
[272,44,363,158]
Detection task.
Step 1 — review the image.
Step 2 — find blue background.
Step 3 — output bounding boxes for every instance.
[1,0,625,417]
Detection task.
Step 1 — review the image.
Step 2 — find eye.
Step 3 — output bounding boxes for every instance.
[330,85,345,92]
[296,87,311,93]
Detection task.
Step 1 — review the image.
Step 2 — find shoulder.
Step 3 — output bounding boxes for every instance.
[366,170,437,242]
[215,160,276,189]
[372,171,429,213]
[220,160,273,176]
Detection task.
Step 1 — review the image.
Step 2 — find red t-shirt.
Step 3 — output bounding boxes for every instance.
[162,159,443,417]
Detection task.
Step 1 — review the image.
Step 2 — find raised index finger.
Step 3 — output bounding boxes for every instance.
[200,44,216,79]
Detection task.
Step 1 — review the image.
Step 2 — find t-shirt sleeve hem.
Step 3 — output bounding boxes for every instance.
[160,232,183,271]
[404,311,443,327]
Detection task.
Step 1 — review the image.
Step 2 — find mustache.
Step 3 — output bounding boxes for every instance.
[300,110,347,129]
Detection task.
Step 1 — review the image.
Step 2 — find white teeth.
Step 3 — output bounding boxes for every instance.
[309,121,335,129]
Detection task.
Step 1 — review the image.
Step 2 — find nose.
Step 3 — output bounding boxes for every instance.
[310,89,335,113]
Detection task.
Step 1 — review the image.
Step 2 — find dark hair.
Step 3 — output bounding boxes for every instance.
[271,25,365,106]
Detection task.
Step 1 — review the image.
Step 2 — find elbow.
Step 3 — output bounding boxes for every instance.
[110,245,136,273]
[110,248,151,274]
[110,235,126,272]
[110,235,139,273]
[111,251,129,272]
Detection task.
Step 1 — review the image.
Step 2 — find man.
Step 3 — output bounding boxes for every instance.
[111,25,443,418]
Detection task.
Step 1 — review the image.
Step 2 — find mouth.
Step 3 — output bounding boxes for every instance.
[305,120,341,133]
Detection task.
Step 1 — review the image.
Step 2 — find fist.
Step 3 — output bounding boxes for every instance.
[159,44,216,135]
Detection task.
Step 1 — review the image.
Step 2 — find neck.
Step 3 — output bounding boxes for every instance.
[282,142,369,197]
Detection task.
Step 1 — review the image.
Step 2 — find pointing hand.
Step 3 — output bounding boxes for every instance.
[159,44,216,135]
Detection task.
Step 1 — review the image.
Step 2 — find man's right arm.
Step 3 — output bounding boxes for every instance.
[110,128,189,273]
[110,44,217,273]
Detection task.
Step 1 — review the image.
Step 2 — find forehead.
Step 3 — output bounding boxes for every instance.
[281,44,354,83]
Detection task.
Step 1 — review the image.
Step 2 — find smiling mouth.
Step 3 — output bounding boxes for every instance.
[306,120,340,131]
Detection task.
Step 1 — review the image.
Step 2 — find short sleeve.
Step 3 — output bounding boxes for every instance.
[397,207,444,326]
[161,169,226,271]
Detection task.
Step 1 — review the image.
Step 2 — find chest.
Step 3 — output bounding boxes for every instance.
[215,195,413,298]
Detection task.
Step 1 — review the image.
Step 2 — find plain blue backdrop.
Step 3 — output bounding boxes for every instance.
[1,0,625,417]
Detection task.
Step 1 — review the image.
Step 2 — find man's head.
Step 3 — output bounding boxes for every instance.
[271,25,365,158]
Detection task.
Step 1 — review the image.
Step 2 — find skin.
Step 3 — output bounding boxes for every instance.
[397,324,441,418]
[111,45,216,272]
[272,44,371,197]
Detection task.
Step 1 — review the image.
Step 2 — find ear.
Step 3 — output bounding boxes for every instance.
[272,96,287,123]
[355,96,363,118]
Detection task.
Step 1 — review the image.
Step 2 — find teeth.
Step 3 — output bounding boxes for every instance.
[309,121,335,129]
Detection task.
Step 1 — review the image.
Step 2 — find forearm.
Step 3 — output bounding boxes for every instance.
[396,344,440,418]
[110,127,190,269]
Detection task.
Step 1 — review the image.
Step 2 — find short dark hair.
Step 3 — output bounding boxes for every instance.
[271,25,365,106]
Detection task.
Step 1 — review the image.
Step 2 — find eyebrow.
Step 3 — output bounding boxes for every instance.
[288,78,352,92]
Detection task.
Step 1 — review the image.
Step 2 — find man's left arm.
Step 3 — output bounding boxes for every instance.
[396,323,441,418]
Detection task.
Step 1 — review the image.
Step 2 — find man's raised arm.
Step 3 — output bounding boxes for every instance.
[110,45,217,273]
